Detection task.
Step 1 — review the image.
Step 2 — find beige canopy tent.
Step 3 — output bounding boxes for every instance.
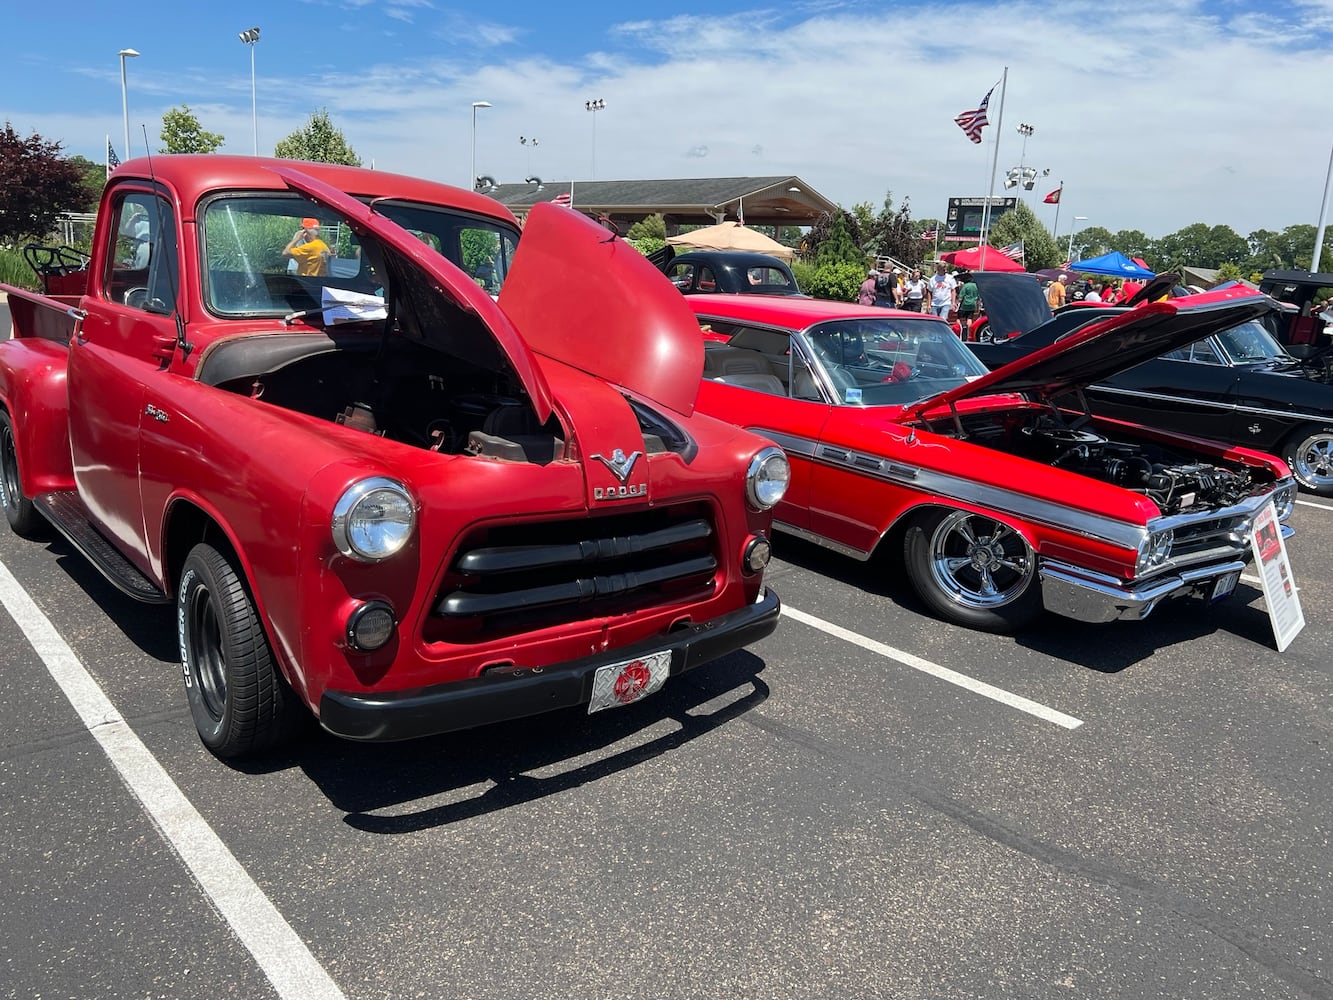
[666,222,797,260]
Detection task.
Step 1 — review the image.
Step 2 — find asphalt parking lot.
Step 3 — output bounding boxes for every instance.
[0,295,1330,1000]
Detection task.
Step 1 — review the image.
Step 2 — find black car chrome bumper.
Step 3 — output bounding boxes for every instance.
[319,588,780,742]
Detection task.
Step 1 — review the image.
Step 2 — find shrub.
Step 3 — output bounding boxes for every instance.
[627,236,665,257]
[0,246,39,291]
[804,261,864,302]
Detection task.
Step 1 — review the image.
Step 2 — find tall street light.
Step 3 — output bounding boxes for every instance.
[1068,216,1089,263]
[118,48,139,160]
[238,27,260,155]
[585,98,605,180]
[470,101,491,190]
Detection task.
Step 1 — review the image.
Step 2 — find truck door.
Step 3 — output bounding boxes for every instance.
[67,185,181,570]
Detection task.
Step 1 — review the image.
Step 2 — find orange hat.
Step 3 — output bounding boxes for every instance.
[301,217,319,229]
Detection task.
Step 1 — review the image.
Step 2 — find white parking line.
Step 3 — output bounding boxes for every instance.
[0,561,345,1000]
[780,605,1084,730]
[1296,498,1333,511]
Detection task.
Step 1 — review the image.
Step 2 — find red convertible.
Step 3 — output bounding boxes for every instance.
[688,293,1297,632]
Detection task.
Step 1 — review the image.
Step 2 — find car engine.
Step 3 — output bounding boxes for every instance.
[964,413,1260,515]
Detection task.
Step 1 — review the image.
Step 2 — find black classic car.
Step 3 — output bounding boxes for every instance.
[652,248,803,296]
[968,272,1333,496]
[1259,269,1333,355]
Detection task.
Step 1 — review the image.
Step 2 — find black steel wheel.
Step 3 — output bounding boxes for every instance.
[177,543,304,758]
[0,410,44,538]
[903,508,1042,632]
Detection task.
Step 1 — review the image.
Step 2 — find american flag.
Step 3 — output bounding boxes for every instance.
[106,138,121,178]
[954,87,994,144]
[920,228,937,242]
[999,240,1024,260]
[553,191,572,207]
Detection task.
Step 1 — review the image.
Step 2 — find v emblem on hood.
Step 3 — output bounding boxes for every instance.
[592,449,642,483]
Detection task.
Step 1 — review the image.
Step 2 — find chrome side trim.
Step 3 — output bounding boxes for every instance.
[1093,384,1332,426]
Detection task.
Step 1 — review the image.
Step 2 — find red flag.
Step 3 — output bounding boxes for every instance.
[954,87,994,144]
[1043,188,1061,205]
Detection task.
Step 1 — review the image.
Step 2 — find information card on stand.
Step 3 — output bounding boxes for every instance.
[1250,501,1304,652]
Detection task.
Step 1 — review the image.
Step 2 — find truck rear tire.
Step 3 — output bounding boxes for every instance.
[177,543,305,758]
[0,411,45,538]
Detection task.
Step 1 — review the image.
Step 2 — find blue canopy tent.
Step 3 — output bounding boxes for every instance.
[1070,251,1155,278]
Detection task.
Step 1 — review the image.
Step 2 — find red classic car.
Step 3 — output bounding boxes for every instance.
[0,156,788,758]
[686,293,1298,632]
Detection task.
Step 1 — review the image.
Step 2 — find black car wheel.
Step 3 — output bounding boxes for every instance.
[1282,428,1333,496]
[0,411,45,538]
[903,508,1042,632]
[177,543,305,758]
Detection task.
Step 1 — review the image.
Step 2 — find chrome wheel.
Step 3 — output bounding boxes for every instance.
[926,510,1035,609]
[1284,430,1333,494]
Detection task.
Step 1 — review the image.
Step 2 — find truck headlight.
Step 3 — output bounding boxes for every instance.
[1136,528,1173,573]
[332,477,416,561]
[746,446,790,511]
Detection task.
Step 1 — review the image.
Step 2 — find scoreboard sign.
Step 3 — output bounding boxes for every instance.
[944,197,1017,244]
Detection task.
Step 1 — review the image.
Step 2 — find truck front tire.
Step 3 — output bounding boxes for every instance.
[0,411,45,538]
[177,543,304,758]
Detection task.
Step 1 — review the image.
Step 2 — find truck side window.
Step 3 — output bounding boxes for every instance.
[106,192,178,315]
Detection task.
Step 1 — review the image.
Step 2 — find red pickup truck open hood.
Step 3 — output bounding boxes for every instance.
[904,287,1276,418]
[271,164,556,422]
[498,203,704,417]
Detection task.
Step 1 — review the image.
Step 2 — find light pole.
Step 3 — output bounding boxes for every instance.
[238,27,260,155]
[470,101,491,190]
[1067,216,1089,263]
[585,98,605,180]
[118,48,139,159]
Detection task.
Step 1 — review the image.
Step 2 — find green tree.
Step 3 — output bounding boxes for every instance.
[274,108,362,166]
[65,154,106,212]
[0,123,86,245]
[626,213,666,240]
[812,210,864,267]
[985,200,1060,270]
[1151,223,1248,273]
[1071,225,1114,262]
[159,105,225,154]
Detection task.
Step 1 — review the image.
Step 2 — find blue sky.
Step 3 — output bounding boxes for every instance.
[4,0,1333,238]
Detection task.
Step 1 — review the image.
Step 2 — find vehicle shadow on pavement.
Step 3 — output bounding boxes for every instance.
[47,544,180,661]
[771,536,1280,672]
[294,652,769,834]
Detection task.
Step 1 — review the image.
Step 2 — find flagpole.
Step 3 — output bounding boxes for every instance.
[106,134,111,180]
[978,67,1008,271]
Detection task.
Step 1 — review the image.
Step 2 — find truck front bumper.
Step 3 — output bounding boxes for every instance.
[319,587,780,742]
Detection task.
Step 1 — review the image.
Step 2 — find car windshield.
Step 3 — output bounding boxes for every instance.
[1216,320,1289,364]
[200,193,518,317]
[802,317,988,406]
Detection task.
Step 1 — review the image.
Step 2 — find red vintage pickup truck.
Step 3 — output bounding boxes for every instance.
[0,155,788,758]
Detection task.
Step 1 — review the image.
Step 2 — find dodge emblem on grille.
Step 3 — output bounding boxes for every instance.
[591,448,642,483]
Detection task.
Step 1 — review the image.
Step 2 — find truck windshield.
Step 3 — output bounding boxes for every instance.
[200,195,518,317]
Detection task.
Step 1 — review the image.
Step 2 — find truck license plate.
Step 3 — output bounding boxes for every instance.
[588,651,671,714]
[1211,571,1240,601]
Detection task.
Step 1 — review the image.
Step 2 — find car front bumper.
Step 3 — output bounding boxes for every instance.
[1038,524,1292,623]
[319,587,780,742]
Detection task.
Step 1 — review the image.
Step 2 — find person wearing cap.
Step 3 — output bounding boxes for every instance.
[284,217,332,276]
[858,269,878,306]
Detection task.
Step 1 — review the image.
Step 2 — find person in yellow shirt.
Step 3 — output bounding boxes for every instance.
[283,217,331,276]
[1046,273,1067,309]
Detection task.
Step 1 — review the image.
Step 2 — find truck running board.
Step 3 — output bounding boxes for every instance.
[34,492,170,604]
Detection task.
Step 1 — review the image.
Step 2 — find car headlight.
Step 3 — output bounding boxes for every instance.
[1272,481,1297,522]
[332,477,416,561]
[746,446,790,510]
[1136,527,1173,574]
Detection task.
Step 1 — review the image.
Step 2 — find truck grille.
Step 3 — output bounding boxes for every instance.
[427,503,720,642]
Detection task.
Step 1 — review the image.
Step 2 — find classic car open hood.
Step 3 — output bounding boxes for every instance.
[969,272,1054,340]
[905,287,1277,418]
[498,203,704,416]
[270,164,555,422]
